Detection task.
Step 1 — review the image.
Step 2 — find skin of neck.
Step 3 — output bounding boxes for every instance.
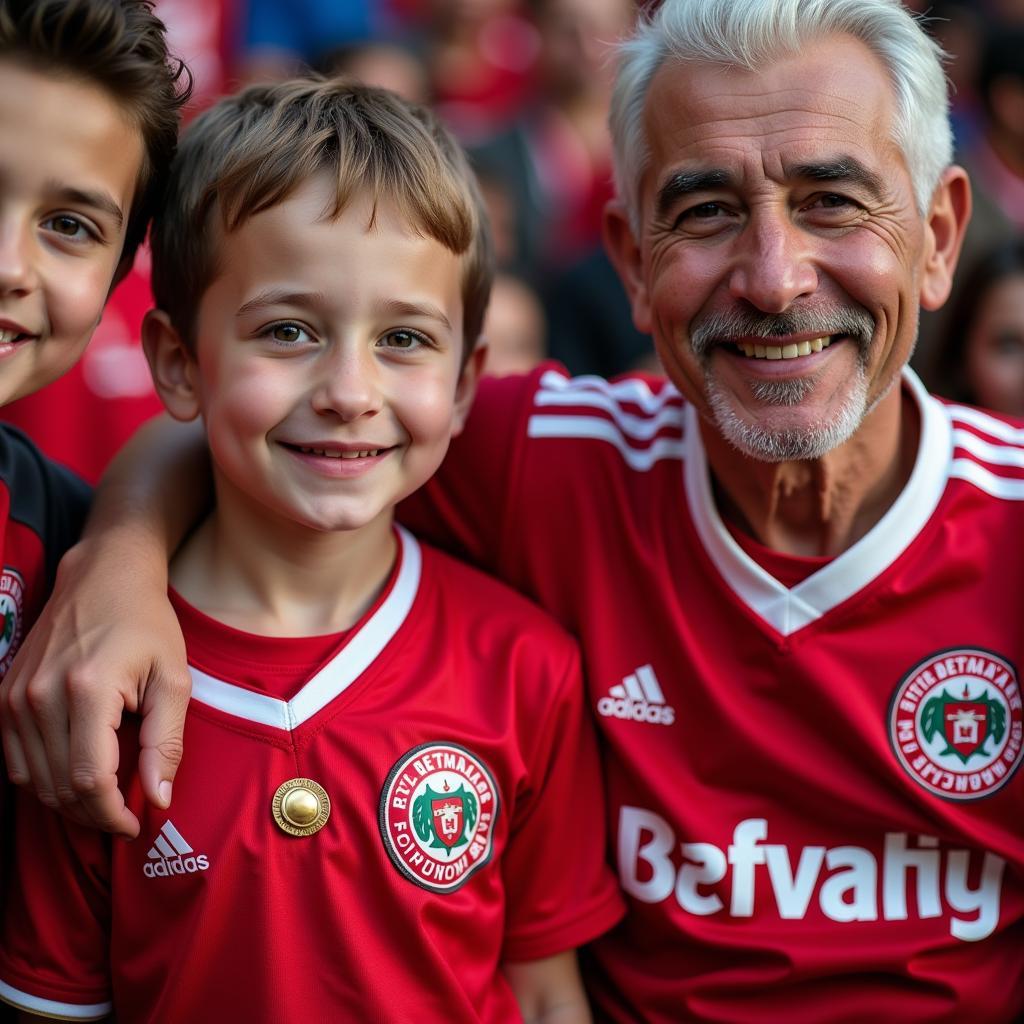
[700,381,920,558]
[169,475,398,638]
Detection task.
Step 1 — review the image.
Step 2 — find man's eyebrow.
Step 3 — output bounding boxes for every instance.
[45,180,125,227]
[236,289,328,317]
[655,169,733,220]
[789,158,886,201]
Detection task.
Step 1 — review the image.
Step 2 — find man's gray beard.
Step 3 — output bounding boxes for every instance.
[690,303,884,462]
[707,367,871,462]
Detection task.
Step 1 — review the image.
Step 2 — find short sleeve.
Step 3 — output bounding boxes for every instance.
[0,424,91,588]
[0,790,112,1018]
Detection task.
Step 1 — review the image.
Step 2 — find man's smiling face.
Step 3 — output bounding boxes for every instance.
[612,34,954,461]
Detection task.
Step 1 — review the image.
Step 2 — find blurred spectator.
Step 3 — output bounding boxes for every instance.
[481,274,547,376]
[469,0,635,276]
[237,0,383,82]
[315,40,431,105]
[915,18,1023,388]
[419,0,539,138]
[934,239,1024,417]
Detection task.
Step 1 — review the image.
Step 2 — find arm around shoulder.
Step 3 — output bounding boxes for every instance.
[0,414,210,837]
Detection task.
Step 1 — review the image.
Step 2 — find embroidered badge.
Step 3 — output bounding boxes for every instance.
[0,568,26,675]
[889,648,1024,800]
[380,742,499,893]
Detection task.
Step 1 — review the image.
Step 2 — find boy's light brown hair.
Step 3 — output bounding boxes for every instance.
[0,0,191,268]
[151,78,495,361]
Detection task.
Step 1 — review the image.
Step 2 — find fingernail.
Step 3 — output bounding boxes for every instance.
[159,780,172,807]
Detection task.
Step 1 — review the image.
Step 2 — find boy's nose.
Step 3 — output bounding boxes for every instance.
[0,217,37,296]
[726,213,818,313]
[311,344,384,421]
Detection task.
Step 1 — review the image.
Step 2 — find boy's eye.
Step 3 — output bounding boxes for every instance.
[269,323,309,344]
[380,329,426,351]
[43,214,89,240]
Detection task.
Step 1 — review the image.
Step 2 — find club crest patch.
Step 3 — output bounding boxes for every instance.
[0,568,26,675]
[379,742,499,893]
[889,648,1024,800]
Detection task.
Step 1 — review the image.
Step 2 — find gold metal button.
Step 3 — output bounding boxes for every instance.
[272,777,330,837]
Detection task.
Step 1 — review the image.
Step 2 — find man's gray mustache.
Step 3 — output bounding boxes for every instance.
[690,307,876,357]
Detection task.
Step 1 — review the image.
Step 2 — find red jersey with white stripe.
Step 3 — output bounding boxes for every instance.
[402,365,1024,1023]
[0,529,623,1023]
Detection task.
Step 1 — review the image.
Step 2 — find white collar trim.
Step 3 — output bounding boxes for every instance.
[189,526,421,729]
[683,367,950,636]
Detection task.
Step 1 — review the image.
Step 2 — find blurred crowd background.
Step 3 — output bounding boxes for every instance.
[4,0,1023,482]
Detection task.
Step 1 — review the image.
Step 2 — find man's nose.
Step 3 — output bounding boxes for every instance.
[726,213,818,313]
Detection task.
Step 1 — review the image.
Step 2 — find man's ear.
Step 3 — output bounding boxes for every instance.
[919,165,972,312]
[451,342,487,438]
[141,309,202,422]
[602,198,652,333]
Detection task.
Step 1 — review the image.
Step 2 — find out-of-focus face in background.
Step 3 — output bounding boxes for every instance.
[964,272,1024,417]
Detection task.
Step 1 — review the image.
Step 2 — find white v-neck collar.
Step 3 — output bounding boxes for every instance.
[683,368,950,636]
[188,526,422,729]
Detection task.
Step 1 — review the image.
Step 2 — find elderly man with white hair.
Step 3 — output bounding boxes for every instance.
[4,0,1022,1020]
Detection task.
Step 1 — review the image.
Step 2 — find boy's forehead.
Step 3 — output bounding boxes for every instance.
[0,60,143,214]
[208,180,464,327]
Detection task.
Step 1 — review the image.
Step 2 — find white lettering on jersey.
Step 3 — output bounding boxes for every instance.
[618,808,1005,941]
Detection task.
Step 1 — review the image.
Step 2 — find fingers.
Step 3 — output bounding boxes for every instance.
[1,662,63,809]
[137,667,192,811]
[66,672,140,839]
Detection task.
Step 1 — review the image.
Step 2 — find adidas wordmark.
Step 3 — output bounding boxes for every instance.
[597,664,675,726]
[144,820,210,878]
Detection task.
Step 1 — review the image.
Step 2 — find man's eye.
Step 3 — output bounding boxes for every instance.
[686,202,724,220]
[268,323,309,344]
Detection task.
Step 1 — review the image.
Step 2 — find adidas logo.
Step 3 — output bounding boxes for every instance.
[597,664,675,726]
[143,820,210,878]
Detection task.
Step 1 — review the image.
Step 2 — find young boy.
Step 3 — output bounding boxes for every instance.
[0,79,623,1022]
[0,1,187,815]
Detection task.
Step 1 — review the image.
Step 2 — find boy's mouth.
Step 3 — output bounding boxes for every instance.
[296,446,382,460]
[0,328,32,346]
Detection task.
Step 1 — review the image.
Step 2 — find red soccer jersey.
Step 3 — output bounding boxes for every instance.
[0,529,623,1022]
[401,365,1024,1023]
[0,425,90,920]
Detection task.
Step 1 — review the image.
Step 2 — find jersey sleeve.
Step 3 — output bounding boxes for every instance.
[0,424,91,588]
[500,639,625,963]
[398,368,545,575]
[0,790,112,1019]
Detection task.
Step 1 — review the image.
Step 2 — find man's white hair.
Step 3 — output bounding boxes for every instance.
[610,0,952,231]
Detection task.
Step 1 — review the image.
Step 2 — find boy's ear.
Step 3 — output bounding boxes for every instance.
[451,342,487,437]
[141,309,202,422]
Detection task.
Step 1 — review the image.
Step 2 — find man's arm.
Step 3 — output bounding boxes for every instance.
[0,415,209,837]
[503,952,592,1024]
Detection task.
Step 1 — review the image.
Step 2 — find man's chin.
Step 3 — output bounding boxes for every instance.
[707,382,870,463]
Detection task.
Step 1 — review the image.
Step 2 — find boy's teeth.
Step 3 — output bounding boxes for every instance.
[0,329,21,345]
[739,335,833,360]
[299,446,379,459]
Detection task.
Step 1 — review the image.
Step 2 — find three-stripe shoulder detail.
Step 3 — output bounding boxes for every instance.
[525,370,687,471]
[948,403,1024,500]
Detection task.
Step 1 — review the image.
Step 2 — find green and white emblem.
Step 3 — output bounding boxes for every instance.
[890,648,1023,800]
[380,742,499,893]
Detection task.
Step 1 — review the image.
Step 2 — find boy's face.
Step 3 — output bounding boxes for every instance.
[0,61,143,405]
[173,176,476,536]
